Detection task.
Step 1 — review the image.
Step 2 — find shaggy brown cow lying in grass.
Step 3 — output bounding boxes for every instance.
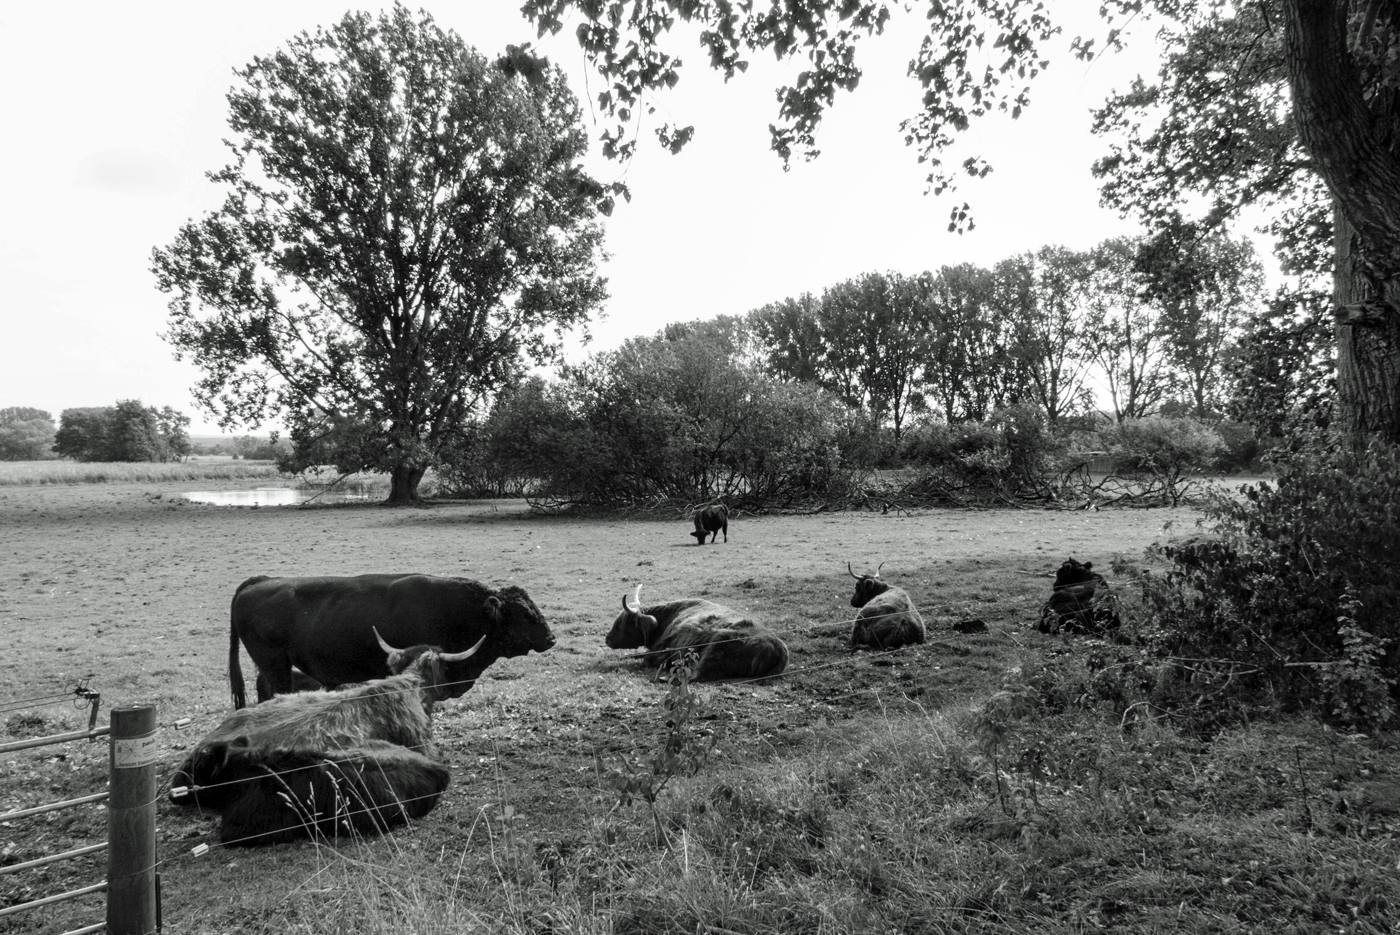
[174,738,450,846]
[606,584,787,680]
[847,563,927,650]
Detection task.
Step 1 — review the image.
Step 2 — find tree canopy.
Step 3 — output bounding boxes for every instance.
[153,5,607,503]
[523,0,1400,445]
[52,402,190,463]
[0,407,57,461]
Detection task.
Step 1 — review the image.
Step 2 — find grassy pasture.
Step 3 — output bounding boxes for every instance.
[1,480,1395,934]
[0,460,282,486]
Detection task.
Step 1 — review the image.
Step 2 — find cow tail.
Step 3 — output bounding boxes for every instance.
[229,614,248,710]
[228,576,268,710]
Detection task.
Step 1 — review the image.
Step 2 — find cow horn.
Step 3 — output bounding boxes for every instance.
[847,562,861,580]
[623,583,643,614]
[373,626,401,655]
[876,562,885,578]
[438,634,487,663]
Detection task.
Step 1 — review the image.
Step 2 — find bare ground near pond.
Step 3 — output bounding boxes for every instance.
[2,479,1236,933]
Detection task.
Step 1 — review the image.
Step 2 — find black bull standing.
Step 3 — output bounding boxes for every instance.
[228,573,555,708]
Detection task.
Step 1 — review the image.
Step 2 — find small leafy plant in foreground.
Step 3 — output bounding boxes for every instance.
[599,650,716,844]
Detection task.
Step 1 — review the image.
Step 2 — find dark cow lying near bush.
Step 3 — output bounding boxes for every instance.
[847,563,927,649]
[230,573,554,708]
[1037,558,1121,634]
[173,632,482,812]
[606,585,787,680]
[690,504,729,544]
[172,738,449,846]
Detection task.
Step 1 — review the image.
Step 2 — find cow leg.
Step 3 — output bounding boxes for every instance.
[256,660,295,702]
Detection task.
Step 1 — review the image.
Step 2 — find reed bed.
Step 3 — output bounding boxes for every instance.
[0,460,283,486]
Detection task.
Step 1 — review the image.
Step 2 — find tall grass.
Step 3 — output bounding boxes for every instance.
[0,460,283,486]
[247,668,1400,935]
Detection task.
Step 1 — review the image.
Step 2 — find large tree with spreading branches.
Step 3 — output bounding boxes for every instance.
[521,0,1400,446]
[154,6,607,504]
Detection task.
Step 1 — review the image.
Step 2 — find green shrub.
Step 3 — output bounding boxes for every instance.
[1134,442,1400,729]
[900,402,1065,501]
[441,325,876,508]
[1096,415,1225,506]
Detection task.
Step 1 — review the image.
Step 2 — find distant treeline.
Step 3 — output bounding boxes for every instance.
[0,402,294,464]
[417,233,1288,507]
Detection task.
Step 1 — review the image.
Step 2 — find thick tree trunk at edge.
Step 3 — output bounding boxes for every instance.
[1334,205,1400,443]
[1284,0,1400,444]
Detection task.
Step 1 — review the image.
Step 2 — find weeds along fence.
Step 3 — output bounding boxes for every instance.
[0,686,158,935]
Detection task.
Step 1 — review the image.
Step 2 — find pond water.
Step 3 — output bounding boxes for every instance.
[177,487,377,507]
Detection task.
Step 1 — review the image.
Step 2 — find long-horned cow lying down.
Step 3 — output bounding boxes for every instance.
[690,504,729,544]
[230,573,555,708]
[172,631,484,811]
[1038,558,1119,634]
[848,562,927,650]
[172,739,450,846]
[606,585,787,680]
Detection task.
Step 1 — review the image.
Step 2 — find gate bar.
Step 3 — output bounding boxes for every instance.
[0,726,111,754]
[0,842,107,876]
[0,882,106,918]
[0,792,109,822]
[58,923,107,935]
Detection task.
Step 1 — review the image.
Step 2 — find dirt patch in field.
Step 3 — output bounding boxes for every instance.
[0,480,1190,933]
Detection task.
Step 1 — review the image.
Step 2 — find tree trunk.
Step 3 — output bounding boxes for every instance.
[1334,204,1400,443]
[1284,0,1400,444]
[386,462,427,505]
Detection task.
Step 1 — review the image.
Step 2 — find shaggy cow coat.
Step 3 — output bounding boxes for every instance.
[175,739,450,846]
[606,586,787,680]
[848,566,927,650]
[230,573,554,708]
[173,637,480,806]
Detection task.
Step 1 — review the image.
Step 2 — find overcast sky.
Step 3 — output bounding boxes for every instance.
[0,2,1200,435]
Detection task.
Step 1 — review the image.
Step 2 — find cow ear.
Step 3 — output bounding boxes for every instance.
[637,613,659,641]
[483,596,503,623]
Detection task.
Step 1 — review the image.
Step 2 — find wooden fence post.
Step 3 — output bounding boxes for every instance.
[107,705,157,935]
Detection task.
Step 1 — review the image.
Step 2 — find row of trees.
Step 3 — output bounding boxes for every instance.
[50,401,191,463]
[144,4,1380,507]
[439,316,1238,508]
[749,233,1265,438]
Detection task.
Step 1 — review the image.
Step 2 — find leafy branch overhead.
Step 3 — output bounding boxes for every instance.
[522,0,1111,230]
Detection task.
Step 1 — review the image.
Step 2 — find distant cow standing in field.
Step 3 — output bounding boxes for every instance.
[174,738,450,846]
[229,573,555,708]
[847,563,927,650]
[1037,558,1120,634]
[606,584,787,680]
[690,504,729,544]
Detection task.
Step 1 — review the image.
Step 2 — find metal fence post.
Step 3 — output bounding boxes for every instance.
[107,705,157,935]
